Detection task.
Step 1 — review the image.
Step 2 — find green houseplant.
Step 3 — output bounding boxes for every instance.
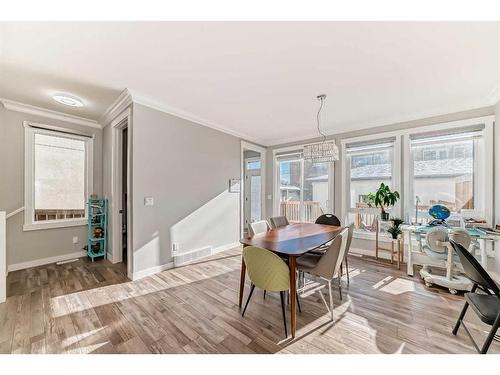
[387,217,404,239]
[367,183,400,221]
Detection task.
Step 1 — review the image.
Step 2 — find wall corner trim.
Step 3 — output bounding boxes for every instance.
[0,98,101,129]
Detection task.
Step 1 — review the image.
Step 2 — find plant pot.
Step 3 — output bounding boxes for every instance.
[391,233,399,240]
[381,212,389,221]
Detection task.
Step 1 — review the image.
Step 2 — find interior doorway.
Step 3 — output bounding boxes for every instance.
[111,108,132,279]
[240,142,266,236]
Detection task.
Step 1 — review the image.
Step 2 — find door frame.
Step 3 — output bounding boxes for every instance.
[110,108,133,279]
[240,141,266,237]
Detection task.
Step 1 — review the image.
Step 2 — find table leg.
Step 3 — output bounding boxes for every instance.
[289,255,297,338]
[239,252,246,308]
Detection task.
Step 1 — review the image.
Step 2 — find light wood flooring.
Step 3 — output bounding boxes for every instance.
[1,247,499,354]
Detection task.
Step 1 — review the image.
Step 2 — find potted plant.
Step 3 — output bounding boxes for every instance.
[387,217,404,239]
[367,183,400,221]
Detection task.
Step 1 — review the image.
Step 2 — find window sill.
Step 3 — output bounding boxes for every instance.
[23,219,87,231]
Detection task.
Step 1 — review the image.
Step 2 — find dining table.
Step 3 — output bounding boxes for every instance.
[239,222,343,338]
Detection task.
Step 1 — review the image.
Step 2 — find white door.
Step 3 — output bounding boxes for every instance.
[244,159,262,230]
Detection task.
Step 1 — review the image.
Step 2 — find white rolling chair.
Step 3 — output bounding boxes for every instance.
[420,227,472,294]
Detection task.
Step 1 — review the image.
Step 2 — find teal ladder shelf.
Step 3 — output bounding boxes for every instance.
[86,198,108,262]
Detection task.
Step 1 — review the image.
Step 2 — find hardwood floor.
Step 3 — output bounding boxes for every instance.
[1,247,499,354]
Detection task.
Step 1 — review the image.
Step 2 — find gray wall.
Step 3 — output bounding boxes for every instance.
[131,103,241,274]
[0,104,103,266]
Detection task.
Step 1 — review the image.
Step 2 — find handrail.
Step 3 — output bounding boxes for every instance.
[6,207,24,219]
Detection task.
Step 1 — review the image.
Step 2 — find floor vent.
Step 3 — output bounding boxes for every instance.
[173,246,212,267]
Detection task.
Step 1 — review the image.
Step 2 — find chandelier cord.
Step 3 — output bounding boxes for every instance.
[317,96,326,143]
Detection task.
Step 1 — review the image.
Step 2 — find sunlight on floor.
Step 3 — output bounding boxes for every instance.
[277,295,407,354]
[342,267,364,280]
[61,327,106,347]
[372,276,416,295]
[78,341,110,354]
[49,262,237,317]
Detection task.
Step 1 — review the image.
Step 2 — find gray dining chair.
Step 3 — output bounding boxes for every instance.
[340,223,355,284]
[248,220,270,236]
[296,227,349,320]
[269,216,289,229]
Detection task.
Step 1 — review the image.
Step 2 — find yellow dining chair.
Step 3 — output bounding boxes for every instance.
[242,246,291,337]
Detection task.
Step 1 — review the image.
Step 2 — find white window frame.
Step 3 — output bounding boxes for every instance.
[272,144,335,220]
[23,122,94,231]
[341,136,402,233]
[403,116,494,224]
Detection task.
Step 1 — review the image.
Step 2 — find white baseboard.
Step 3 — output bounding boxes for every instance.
[8,250,87,272]
[132,262,174,281]
[135,242,239,280]
[212,242,241,254]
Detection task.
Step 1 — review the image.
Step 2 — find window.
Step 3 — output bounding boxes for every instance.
[275,152,333,223]
[24,124,93,230]
[341,116,493,236]
[408,130,485,222]
[344,140,399,232]
[246,159,261,170]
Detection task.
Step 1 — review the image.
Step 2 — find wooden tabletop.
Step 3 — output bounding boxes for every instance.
[240,222,342,256]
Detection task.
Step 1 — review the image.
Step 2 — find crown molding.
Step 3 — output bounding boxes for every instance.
[128,90,268,147]
[0,98,101,129]
[99,88,133,126]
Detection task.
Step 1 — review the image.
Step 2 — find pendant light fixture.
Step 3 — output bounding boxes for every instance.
[303,94,339,163]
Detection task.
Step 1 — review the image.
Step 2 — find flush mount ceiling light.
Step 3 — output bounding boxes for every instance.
[303,94,339,163]
[52,94,84,107]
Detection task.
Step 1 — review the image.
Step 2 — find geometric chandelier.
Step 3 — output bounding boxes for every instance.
[303,94,339,163]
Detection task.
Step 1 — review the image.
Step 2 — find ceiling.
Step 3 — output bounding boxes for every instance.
[1,22,499,145]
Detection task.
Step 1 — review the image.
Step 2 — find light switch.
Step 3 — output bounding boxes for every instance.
[267,195,272,200]
[72,236,78,244]
[144,196,154,206]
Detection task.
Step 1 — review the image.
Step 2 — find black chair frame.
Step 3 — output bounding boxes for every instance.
[450,240,500,354]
